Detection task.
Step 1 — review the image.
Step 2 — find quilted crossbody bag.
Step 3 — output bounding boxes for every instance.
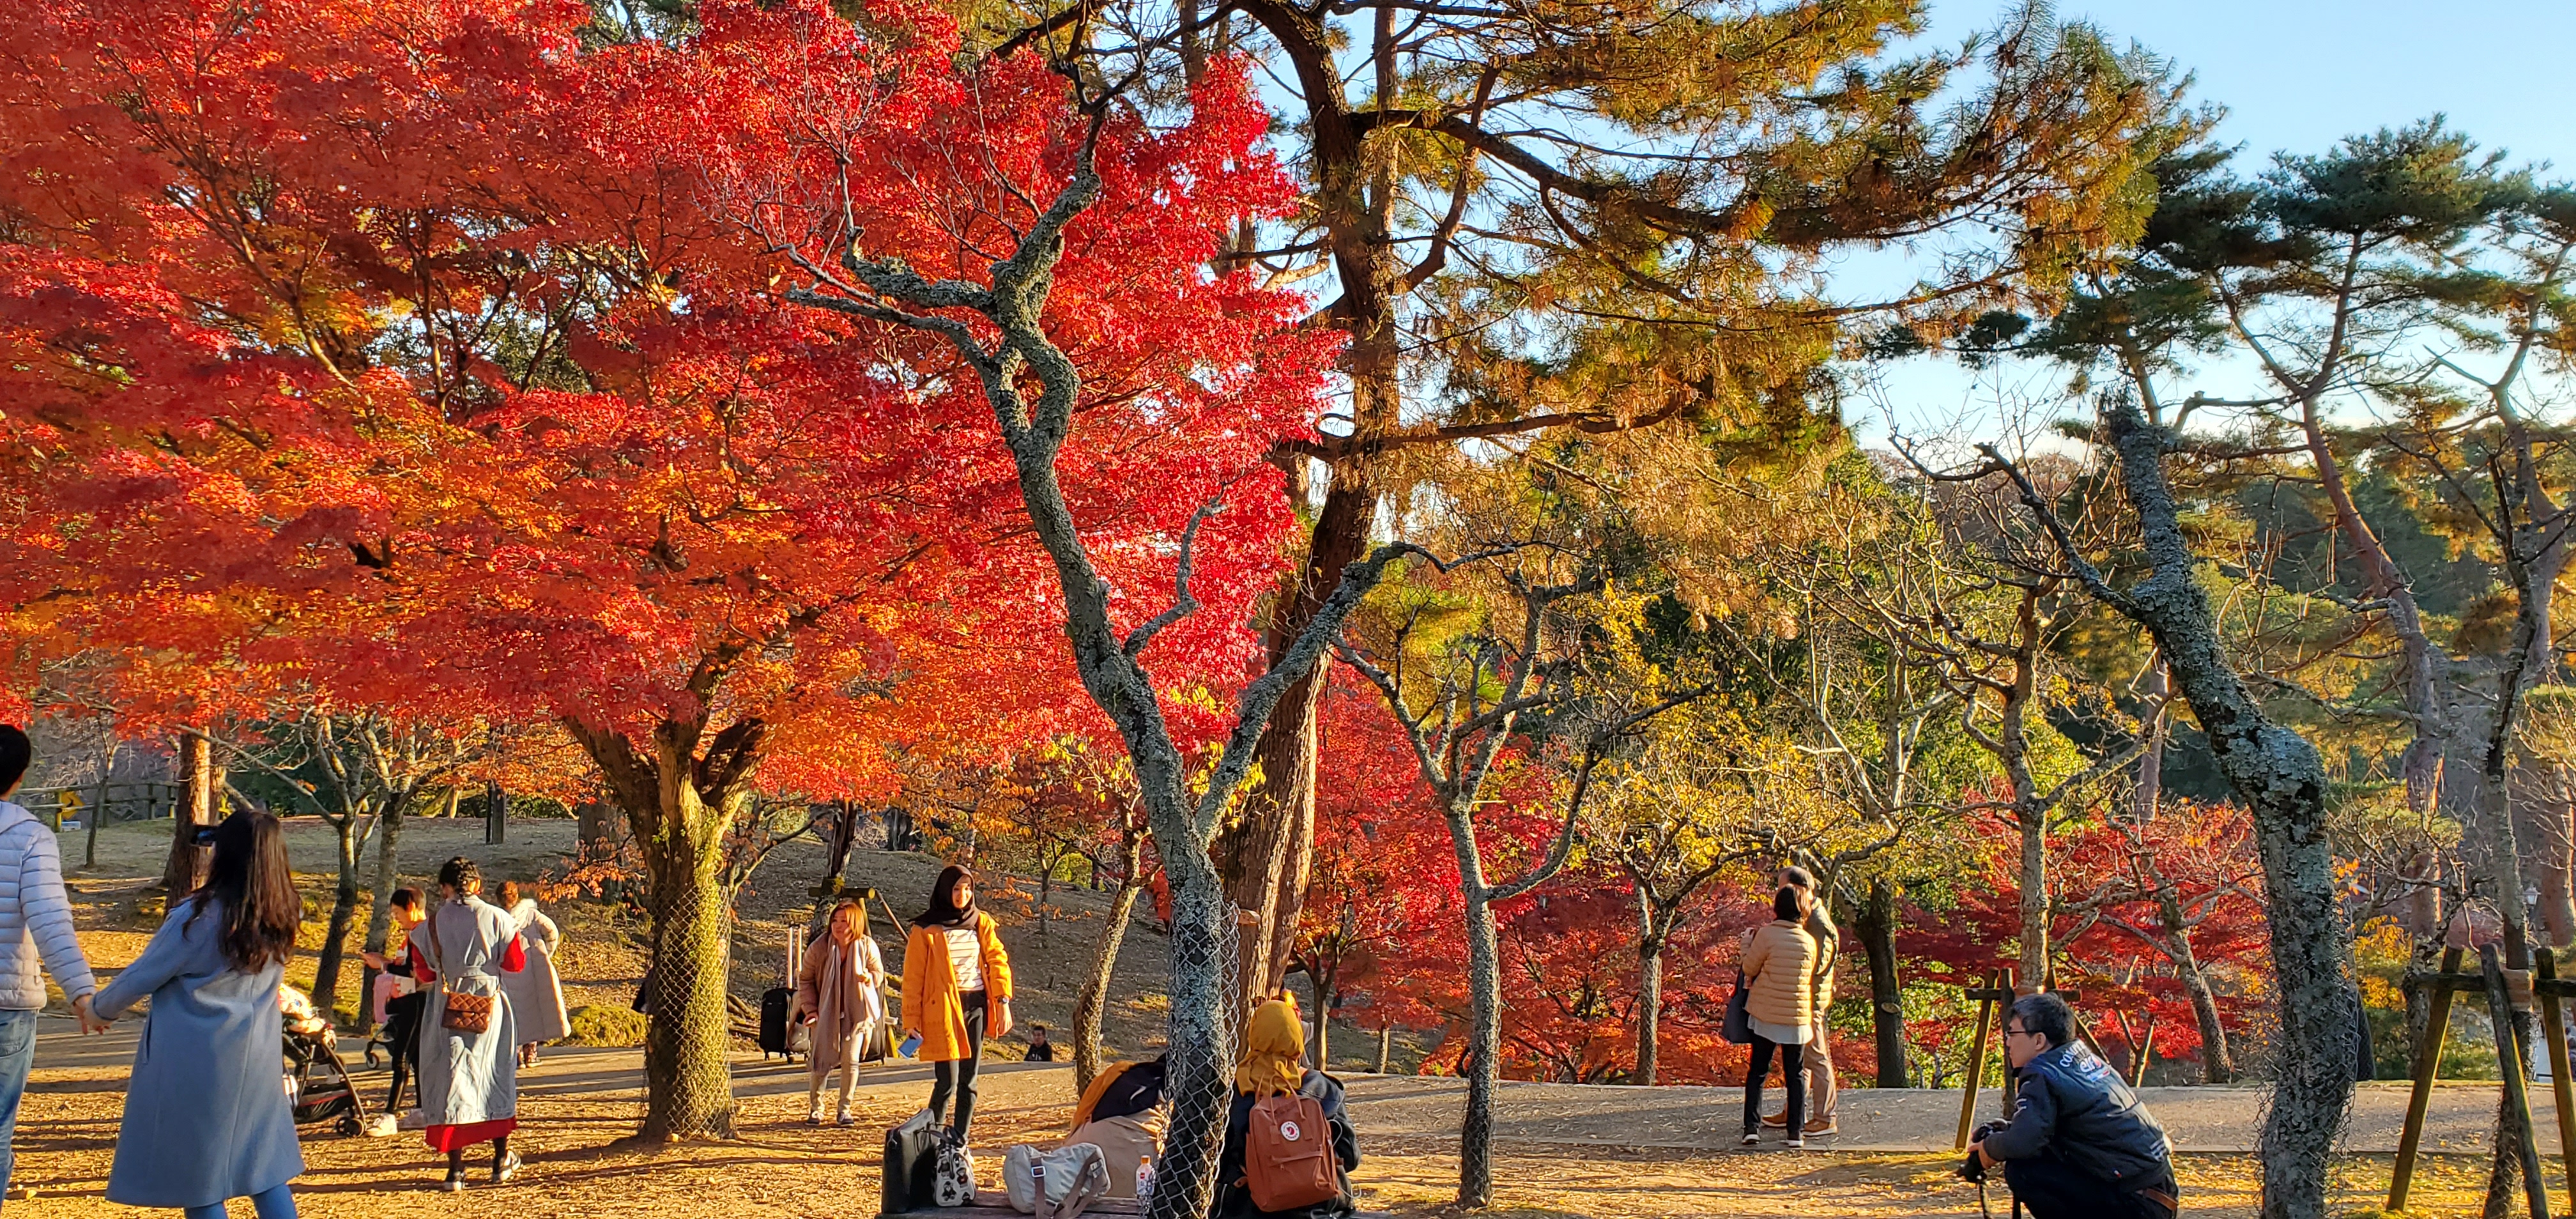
[428,905,495,1034]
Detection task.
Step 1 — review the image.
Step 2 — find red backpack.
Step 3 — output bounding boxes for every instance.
[1246,1091,1341,1213]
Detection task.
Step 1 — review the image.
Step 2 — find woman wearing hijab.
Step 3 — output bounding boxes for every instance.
[415,856,528,1191]
[495,880,568,1068]
[901,865,1013,1142]
[795,897,887,1124]
[1215,997,1359,1219]
[92,811,304,1219]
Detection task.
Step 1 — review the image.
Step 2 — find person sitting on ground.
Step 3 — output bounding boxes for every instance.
[1214,997,1358,1219]
[1025,1023,1056,1062]
[1068,1053,1167,1200]
[1970,993,2179,1219]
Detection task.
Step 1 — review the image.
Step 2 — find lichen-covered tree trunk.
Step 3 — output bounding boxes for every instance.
[2007,405,2356,1219]
[568,712,767,1142]
[1147,839,1236,1219]
[638,785,739,1140]
[1456,877,1504,1207]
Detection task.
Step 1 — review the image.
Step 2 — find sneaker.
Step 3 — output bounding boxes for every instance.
[1786,1137,1805,1150]
[836,1113,856,1127]
[441,1171,468,1193]
[1760,1110,1790,1128]
[1804,1117,1838,1136]
[805,1110,825,1126]
[1740,1131,1760,1146]
[493,1151,521,1183]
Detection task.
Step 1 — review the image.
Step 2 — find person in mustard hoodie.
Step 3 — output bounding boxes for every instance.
[903,865,1013,1142]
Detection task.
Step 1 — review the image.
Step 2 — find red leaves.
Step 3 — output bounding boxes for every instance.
[0,0,1327,790]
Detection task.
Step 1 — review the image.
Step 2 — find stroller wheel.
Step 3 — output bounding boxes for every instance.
[339,1114,364,1137]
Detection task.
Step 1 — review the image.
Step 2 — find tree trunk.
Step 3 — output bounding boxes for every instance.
[160,733,217,895]
[2017,810,2048,990]
[358,797,411,1028]
[486,781,507,845]
[85,737,115,870]
[637,782,740,1141]
[2136,656,2168,820]
[312,815,363,1023]
[2042,406,2358,1219]
[2159,910,2234,1082]
[1634,887,1662,1086]
[1223,479,1374,1009]
[1073,875,1145,1093]
[1855,878,1908,1087]
[1458,882,1502,1208]
[1147,852,1237,1219]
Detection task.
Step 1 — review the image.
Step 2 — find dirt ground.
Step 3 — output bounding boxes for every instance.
[59,814,1190,1062]
[14,816,2526,1216]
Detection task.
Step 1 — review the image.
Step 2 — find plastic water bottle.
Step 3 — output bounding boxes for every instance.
[1135,1156,1155,1210]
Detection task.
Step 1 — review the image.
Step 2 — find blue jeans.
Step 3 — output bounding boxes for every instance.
[183,1183,297,1219]
[0,1008,36,1197]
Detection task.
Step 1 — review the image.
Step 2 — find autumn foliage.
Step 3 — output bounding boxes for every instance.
[0,0,1324,1135]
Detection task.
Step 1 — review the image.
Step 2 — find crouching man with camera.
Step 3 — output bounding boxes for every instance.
[1964,993,2179,1219]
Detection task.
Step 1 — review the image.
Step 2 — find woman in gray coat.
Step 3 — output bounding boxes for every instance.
[415,855,526,1192]
[93,811,303,1219]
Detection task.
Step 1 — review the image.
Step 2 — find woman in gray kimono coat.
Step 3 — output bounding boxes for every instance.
[93,811,303,1219]
[415,855,527,1192]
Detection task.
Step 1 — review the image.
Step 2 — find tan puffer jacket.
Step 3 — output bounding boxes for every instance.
[1740,919,1822,1031]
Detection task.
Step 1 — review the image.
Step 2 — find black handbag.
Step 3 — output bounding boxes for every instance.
[884,1108,944,1214]
[1722,969,1753,1045]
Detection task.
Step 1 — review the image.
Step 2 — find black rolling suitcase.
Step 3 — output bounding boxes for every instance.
[759,986,796,1061]
[883,1108,942,1213]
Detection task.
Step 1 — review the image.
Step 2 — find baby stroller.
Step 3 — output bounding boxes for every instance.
[281,988,370,1137]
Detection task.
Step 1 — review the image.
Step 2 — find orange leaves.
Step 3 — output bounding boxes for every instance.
[0,0,1331,799]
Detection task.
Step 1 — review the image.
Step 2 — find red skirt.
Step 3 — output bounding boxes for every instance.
[424,1119,518,1152]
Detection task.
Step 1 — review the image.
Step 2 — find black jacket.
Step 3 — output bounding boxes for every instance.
[1213,1070,1359,1219]
[1979,1043,2172,1187]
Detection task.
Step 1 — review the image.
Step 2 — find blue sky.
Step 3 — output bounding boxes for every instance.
[1858,0,2576,445]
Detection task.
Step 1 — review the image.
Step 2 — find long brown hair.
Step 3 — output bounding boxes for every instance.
[185,811,300,972]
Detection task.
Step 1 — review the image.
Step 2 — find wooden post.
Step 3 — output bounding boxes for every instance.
[1955,969,2007,1150]
[2391,946,2465,1213]
[2483,942,2552,1219]
[2539,951,2576,1218]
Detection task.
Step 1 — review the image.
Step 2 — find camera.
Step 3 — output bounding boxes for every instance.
[1956,1123,2001,1182]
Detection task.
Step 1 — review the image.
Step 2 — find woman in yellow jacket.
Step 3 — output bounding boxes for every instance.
[1738,885,1822,1149]
[903,865,1013,1142]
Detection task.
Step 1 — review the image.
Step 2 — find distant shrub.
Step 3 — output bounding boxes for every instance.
[565,1004,647,1047]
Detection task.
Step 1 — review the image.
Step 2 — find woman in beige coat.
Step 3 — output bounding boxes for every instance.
[793,898,887,1124]
[1738,885,1823,1147]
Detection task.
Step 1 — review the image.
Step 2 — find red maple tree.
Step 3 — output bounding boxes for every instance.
[0,0,1323,1137]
